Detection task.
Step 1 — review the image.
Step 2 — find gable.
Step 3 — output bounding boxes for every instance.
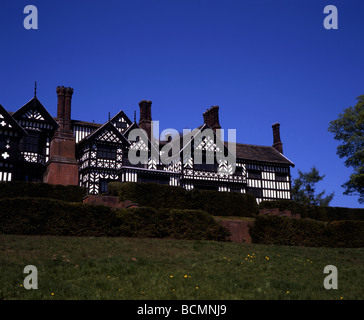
[180,124,233,158]
[110,110,133,134]
[12,97,58,130]
[0,104,27,136]
[96,129,123,143]
[78,121,130,147]
[122,121,140,141]
[124,121,160,157]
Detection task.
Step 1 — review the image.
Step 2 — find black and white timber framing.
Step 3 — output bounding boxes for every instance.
[1,92,294,203]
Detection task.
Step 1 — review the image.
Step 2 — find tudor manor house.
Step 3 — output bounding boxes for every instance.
[0,85,294,203]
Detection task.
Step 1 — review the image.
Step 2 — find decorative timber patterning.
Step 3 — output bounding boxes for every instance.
[0,86,294,203]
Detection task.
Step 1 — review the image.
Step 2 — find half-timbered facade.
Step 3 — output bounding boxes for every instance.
[11,96,58,181]
[1,85,294,203]
[0,104,27,182]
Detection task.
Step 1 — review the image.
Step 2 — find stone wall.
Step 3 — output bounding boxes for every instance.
[217,220,254,243]
[216,208,300,243]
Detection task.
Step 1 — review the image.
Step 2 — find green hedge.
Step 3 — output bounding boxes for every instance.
[0,181,86,203]
[0,197,230,241]
[259,200,364,222]
[116,207,230,241]
[108,182,258,217]
[0,197,117,236]
[249,215,364,248]
[328,220,364,248]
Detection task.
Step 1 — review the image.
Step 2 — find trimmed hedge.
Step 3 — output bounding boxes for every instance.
[0,181,86,203]
[108,182,258,217]
[249,215,328,247]
[259,200,364,222]
[116,207,230,241]
[249,215,364,248]
[0,197,118,236]
[329,220,364,248]
[0,197,230,241]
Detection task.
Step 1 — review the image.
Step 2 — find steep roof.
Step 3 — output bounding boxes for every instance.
[77,120,130,146]
[12,97,58,130]
[110,110,133,134]
[124,121,161,157]
[226,142,295,167]
[0,104,28,136]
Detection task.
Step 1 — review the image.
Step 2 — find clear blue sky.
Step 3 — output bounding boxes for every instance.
[1,0,363,208]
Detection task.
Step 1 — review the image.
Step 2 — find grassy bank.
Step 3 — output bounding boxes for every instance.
[0,234,363,300]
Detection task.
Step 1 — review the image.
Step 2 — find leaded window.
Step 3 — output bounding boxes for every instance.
[97,145,117,160]
[19,133,40,153]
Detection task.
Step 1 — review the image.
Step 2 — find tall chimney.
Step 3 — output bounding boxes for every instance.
[56,86,73,132]
[139,100,152,140]
[272,122,283,154]
[43,86,78,186]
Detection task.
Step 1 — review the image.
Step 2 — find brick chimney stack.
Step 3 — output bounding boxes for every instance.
[139,100,152,140]
[56,86,73,132]
[43,86,78,186]
[203,106,221,132]
[272,122,283,154]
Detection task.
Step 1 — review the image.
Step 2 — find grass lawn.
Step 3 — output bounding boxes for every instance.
[0,234,363,300]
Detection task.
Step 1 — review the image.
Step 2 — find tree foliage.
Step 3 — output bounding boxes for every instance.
[328,95,364,204]
[292,166,334,206]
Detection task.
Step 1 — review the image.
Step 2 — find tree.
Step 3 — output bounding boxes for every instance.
[328,95,364,204]
[292,166,334,206]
